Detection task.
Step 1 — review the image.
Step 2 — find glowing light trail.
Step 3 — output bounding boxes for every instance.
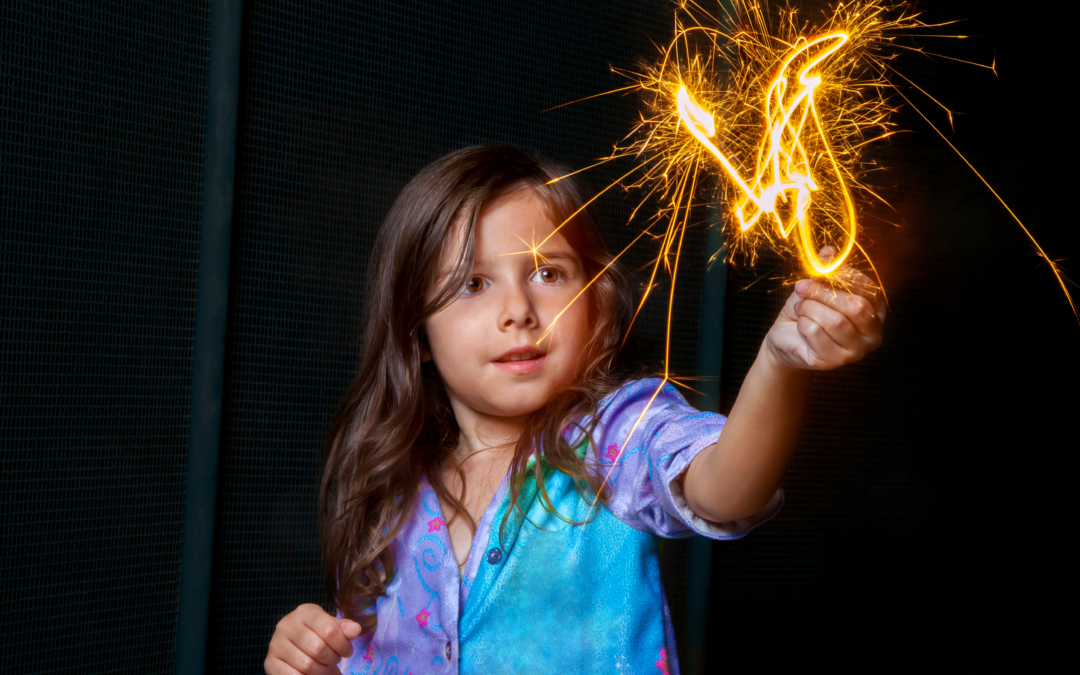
[524,0,1077,517]
[674,31,858,275]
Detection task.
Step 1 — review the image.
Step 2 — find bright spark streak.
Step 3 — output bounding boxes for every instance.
[892,85,1078,322]
[535,226,655,347]
[674,30,859,275]
[540,1,1076,518]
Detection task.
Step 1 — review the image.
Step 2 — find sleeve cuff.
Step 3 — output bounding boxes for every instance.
[661,431,784,539]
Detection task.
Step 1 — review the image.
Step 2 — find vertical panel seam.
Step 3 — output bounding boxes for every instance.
[175,1,244,673]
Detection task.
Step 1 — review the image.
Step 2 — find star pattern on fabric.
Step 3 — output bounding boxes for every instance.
[427,517,443,532]
[605,443,620,462]
[363,645,373,662]
[415,607,430,629]
[655,647,669,674]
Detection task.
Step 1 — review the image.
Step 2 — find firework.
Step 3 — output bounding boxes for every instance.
[527,0,1077,496]
[537,0,1073,355]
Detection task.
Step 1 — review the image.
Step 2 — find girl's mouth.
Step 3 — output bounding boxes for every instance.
[492,348,546,374]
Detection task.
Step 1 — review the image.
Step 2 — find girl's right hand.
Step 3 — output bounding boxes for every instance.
[264,603,362,675]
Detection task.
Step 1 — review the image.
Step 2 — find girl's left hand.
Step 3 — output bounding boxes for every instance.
[764,262,886,372]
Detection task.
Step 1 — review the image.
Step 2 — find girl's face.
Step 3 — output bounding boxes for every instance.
[423,189,591,423]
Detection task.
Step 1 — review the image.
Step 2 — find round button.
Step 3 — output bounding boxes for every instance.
[486,547,502,564]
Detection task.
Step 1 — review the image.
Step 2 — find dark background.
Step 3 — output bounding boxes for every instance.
[1,1,1073,673]
[708,0,1076,670]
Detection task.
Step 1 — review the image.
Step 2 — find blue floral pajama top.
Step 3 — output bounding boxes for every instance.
[337,378,783,675]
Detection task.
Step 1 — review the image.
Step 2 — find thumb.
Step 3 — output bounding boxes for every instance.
[338,618,362,640]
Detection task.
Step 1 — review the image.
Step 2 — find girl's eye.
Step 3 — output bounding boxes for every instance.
[462,277,486,294]
[531,267,562,284]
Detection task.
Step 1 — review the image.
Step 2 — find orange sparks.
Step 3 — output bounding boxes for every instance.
[675,32,858,275]
[536,0,1076,515]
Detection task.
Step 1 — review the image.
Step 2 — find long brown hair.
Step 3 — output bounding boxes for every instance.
[320,146,632,626]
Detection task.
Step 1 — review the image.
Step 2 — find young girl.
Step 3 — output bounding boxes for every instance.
[264,146,885,675]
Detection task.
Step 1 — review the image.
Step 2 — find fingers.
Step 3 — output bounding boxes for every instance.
[267,604,357,675]
[845,272,887,324]
[795,297,860,347]
[266,638,336,675]
[301,608,356,660]
[773,248,885,370]
[278,638,343,675]
[811,246,879,296]
[339,619,362,641]
[264,656,304,675]
[795,313,854,369]
[795,278,882,343]
[840,269,877,302]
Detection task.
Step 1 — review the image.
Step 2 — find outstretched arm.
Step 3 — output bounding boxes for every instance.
[682,267,886,523]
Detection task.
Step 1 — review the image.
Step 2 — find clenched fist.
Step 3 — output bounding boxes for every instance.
[265,603,362,675]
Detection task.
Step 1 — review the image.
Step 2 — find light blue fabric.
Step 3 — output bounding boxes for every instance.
[459,441,670,674]
[338,379,783,675]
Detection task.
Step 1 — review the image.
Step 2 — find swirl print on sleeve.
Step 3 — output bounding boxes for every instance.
[570,377,784,541]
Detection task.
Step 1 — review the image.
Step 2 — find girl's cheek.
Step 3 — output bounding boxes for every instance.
[552,297,590,342]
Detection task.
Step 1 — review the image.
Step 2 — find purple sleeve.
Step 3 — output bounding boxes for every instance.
[568,378,782,539]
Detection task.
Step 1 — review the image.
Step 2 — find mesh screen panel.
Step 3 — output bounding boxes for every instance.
[5,1,1067,672]
[0,1,210,672]
[704,2,1074,671]
[207,1,705,669]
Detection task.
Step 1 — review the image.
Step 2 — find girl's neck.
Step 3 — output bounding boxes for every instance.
[451,416,525,464]
[446,393,529,464]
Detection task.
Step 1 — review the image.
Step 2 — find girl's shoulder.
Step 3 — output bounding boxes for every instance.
[596,377,692,418]
[564,377,699,447]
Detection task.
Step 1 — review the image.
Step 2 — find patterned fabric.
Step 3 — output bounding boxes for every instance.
[338,378,783,675]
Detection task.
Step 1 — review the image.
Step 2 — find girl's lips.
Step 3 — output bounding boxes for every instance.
[491,354,546,374]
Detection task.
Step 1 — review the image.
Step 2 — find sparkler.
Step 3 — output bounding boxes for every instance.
[675,33,858,276]
[525,0,1076,508]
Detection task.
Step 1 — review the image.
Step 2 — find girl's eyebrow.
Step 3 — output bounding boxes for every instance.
[483,247,580,266]
[532,249,579,264]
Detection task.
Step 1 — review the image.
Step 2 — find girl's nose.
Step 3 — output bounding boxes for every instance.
[498,284,538,330]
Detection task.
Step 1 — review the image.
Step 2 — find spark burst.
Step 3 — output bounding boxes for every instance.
[525,0,1076,502]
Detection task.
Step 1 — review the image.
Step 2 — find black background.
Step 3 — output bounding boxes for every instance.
[1,2,209,672]
[0,1,1074,673]
[707,1,1076,671]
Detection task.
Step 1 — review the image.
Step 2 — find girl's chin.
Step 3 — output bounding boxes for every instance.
[481,389,554,419]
